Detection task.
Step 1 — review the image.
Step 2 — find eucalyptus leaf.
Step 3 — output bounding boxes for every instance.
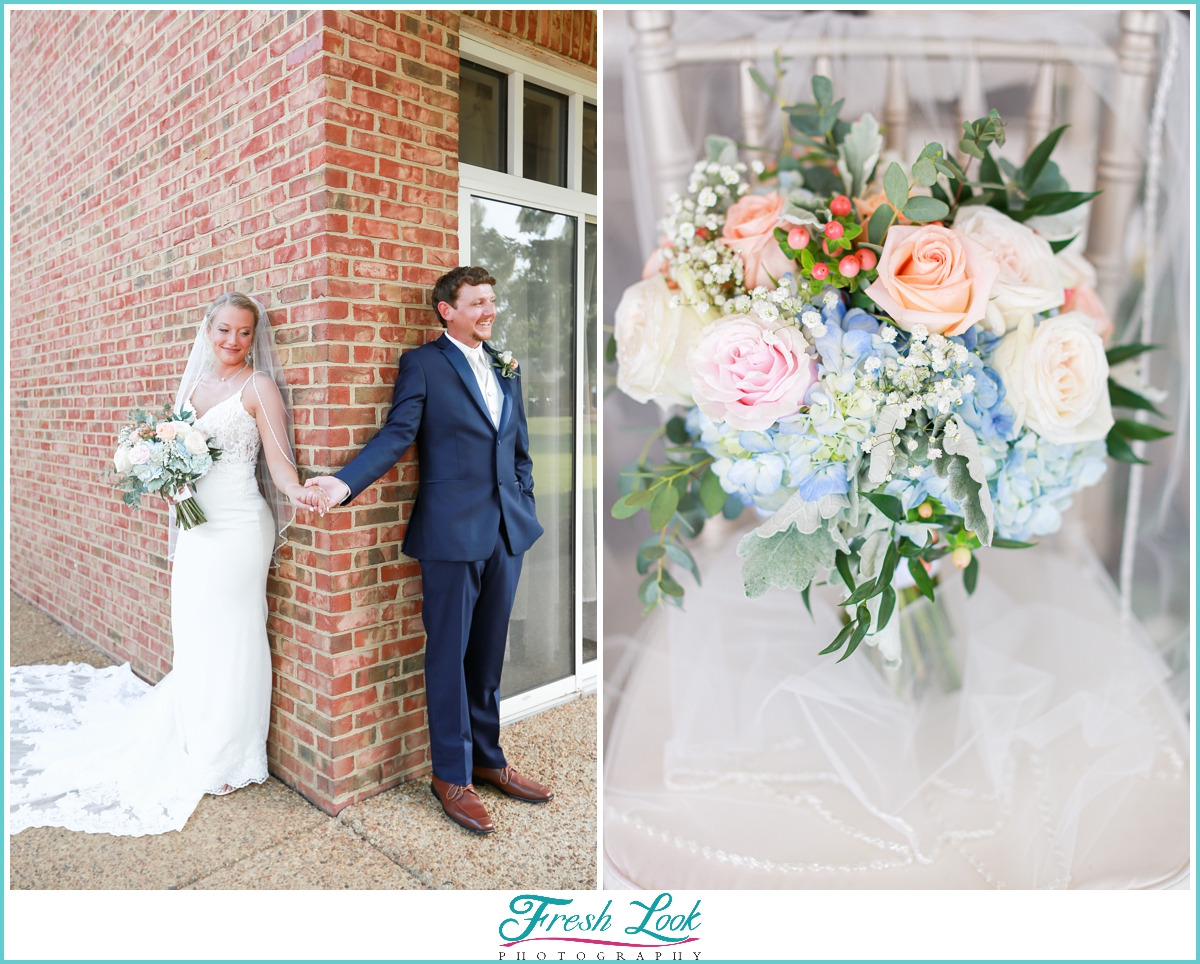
[902,195,950,223]
[911,156,937,187]
[649,483,680,530]
[611,494,641,519]
[812,74,834,109]
[748,67,775,98]
[624,487,656,507]
[883,161,909,210]
[867,202,896,246]
[699,467,727,517]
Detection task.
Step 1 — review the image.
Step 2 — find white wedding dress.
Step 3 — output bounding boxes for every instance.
[9,387,275,836]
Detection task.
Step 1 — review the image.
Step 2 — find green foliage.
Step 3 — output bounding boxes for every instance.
[738,524,837,599]
[1107,378,1165,418]
[958,109,1006,160]
[862,491,904,522]
[902,195,949,223]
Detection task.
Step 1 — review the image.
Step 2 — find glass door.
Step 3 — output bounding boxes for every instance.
[458,34,597,721]
[470,197,577,699]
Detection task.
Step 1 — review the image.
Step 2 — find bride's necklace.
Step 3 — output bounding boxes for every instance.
[214,362,249,383]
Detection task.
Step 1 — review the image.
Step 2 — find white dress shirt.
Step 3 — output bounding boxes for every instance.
[445,332,502,427]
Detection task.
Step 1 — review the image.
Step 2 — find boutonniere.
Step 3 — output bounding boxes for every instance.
[492,350,519,379]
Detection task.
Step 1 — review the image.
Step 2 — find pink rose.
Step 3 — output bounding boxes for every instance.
[864,224,1000,336]
[687,314,818,431]
[1062,285,1113,346]
[719,192,797,290]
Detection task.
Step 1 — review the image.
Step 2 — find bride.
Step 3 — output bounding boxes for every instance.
[9,292,328,837]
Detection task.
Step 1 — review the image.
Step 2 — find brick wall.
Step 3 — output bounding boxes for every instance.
[9,8,596,816]
[463,10,596,68]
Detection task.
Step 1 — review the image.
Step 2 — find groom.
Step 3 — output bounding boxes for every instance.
[306,265,550,834]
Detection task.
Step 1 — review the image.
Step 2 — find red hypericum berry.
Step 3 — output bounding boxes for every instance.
[821,238,832,257]
[856,248,878,271]
[824,220,844,240]
[787,226,810,250]
[810,262,830,280]
[839,255,861,278]
[830,195,852,217]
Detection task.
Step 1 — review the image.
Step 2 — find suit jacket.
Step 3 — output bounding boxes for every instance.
[334,334,544,561]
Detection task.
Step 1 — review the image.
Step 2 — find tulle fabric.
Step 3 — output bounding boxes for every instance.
[603,524,1189,889]
[9,391,274,837]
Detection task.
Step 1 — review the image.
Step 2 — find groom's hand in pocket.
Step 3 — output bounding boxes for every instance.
[305,475,351,508]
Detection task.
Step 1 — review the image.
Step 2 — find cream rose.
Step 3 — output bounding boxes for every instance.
[991,311,1113,444]
[155,421,178,441]
[953,206,1064,334]
[864,224,999,336]
[114,446,133,473]
[614,274,706,409]
[718,192,797,290]
[183,431,209,456]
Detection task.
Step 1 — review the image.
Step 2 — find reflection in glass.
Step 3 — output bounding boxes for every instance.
[471,197,577,698]
[459,60,507,172]
[523,82,568,188]
[582,221,597,663]
[582,102,597,195]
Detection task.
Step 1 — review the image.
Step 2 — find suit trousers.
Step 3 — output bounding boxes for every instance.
[418,530,523,786]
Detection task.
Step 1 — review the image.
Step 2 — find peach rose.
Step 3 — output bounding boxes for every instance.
[864,224,999,336]
[155,421,178,441]
[1062,285,1113,346]
[687,313,818,431]
[718,192,796,290]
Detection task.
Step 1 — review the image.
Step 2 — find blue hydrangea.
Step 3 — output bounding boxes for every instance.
[989,431,1107,541]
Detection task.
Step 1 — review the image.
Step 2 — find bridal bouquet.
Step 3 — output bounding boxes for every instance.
[611,75,1169,665]
[113,404,222,529]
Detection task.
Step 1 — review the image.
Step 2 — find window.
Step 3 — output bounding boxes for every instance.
[582,102,597,195]
[459,60,507,173]
[458,36,598,721]
[523,82,569,188]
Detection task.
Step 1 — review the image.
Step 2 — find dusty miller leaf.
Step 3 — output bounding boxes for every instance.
[754,490,849,539]
[737,524,837,599]
[836,112,882,199]
[941,414,994,546]
[868,405,907,485]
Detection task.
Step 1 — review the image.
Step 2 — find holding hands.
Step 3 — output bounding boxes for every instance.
[286,482,330,516]
[304,475,351,509]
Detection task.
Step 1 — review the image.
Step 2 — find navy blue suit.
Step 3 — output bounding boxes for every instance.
[334,334,544,785]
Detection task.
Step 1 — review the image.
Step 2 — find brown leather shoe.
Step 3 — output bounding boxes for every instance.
[430,777,495,834]
[472,765,554,803]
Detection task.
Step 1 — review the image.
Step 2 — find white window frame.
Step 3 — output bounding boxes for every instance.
[457,36,597,725]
